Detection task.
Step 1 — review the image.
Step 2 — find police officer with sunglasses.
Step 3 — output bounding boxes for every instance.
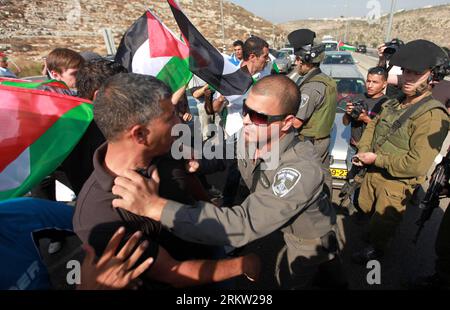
[111,75,347,289]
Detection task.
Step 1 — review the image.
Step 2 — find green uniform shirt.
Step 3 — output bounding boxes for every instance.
[296,69,327,122]
[297,68,337,139]
[160,131,333,247]
[358,96,449,182]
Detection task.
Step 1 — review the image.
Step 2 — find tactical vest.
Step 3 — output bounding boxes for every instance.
[371,97,449,185]
[299,74,337,139]
[372,98,448,156]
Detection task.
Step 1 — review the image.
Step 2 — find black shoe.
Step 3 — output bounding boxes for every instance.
[351,245,384,265]
[408,273,450,290]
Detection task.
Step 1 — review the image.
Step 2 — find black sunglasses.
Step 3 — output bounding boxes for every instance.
[242,99,287,125]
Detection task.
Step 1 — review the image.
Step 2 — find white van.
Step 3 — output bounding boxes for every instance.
[322,40,339,52]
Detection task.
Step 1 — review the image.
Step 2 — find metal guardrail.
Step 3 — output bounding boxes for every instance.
[101,28,116,56]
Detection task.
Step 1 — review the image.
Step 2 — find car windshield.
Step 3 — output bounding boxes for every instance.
[281,49,293,55]
[324,43,338,51]
[269,48,278,57]
[334,78,366,112]
[276,51,287,59]
[323,54,355,65]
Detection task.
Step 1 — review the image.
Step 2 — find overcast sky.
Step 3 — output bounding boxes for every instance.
[228,0,450,23]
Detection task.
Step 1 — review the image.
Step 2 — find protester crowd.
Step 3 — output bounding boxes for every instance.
[1,10,450,291]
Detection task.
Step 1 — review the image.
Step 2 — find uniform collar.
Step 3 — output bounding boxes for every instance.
[299,67,322,87]
[253,130,297,170]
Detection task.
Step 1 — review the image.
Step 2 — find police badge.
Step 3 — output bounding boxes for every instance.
[300,94,310,109]
[272,168,302,197]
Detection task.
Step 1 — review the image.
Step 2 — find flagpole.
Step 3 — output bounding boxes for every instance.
[220,0,226,53]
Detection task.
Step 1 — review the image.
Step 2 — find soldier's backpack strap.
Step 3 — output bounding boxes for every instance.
[374,95,434,150]
[359,97,390,132]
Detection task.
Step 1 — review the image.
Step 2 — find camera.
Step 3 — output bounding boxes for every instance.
[349,99,368,120]
[383,38,404,57]
[432,47,450,81]
[352,155,362,165]
[135,167,150,178]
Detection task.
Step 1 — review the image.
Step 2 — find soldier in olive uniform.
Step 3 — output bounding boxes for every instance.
[111,75,346,289]
[351,40,450,263]
[287,29,337,198]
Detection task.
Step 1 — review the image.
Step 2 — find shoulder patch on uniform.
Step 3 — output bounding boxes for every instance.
[300,94,310,109]
[272,168,302,197]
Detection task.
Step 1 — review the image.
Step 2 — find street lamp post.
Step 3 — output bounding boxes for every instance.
[385,0,397,42]
[344,20,349,43]
[220,0,226,53]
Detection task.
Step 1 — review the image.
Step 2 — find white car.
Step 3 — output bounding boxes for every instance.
[322,40,339,52]
[273,51,292,74]
[321,51,356,67]
[280,48,296,66]
[325,65,366,188]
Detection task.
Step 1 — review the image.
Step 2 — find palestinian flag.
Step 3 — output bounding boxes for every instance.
[167,0,253,97]
[272,62,280,74]
[115,9,192,92]
[0,84,93,201]
[0,77,30,84]
[338,41,357,52]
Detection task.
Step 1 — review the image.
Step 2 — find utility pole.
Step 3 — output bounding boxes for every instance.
[385,0,397,42]
[344,20,349,43]
[272,25,275,48]
[343,0,349,43]
[220,0,226,53]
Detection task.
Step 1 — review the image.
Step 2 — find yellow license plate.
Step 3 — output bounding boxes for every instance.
[330,168,348,179]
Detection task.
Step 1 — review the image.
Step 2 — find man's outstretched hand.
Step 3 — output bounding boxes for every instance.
[78,227,153,290]
[112,166,167,221]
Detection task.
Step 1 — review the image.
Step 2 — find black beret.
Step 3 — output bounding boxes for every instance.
[390,40,447,72]
[288,29,316,55]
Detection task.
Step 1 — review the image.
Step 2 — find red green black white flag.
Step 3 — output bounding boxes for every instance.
[115,8,193,92]
[166,0,253,97]
[0,83,93,200]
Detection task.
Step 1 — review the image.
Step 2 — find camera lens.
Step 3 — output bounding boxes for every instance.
[383,46,397,55]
